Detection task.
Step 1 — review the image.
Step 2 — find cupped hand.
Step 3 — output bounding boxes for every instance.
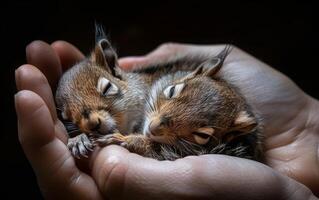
[14,41,319,199]
[120,43,319,195]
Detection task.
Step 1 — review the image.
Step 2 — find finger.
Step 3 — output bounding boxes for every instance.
[26,40,62,91]
[119,43,234,71]
[51,40,85,71]
[15,64,68,142]
[118,56,151,70]
[118,43,186,70]
[15,65,57,121]
[15,90,103,200]
[92,145,205,199]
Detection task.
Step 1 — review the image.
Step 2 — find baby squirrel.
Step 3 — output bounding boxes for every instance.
[56,27,263,160]
[56,27,149,157]
[95,47,263,161]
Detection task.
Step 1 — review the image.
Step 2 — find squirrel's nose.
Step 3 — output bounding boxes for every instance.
[149,116,170,136]
[149,120,161,136]
[89,118,101,132]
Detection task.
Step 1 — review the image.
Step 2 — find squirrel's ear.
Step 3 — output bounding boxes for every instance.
[92,39,119,76]
[199,57,222,77]
[224,111,258,142]
[199,45,232,78]
[182,65,205,80]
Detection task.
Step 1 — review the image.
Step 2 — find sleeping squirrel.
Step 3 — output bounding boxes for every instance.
[55,27,263,161]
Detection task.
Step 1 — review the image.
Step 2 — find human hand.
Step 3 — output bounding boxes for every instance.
[15,41,319,199]
[119,43,319,195]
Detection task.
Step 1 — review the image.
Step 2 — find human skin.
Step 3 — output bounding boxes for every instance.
[14,41,319,199]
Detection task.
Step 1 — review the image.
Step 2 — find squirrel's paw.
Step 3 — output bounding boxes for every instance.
[67,133,94,159]
[94,133,128,148]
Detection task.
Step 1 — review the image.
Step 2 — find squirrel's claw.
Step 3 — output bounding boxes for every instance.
[67,133,94,159]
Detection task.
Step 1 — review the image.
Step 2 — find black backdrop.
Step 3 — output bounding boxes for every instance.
[1,1,318,199]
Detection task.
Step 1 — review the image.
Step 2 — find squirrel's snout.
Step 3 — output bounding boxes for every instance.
[88,118,101,131]
[149,119,161,136]
[83,114,102,132]
[80,111,116,134]
[145,115,175,145]
[148,116,170,136]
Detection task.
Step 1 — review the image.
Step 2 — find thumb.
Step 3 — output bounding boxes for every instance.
[91,145,313,200]
[92,145,208,199]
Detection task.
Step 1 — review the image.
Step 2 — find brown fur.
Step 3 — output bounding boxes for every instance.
[96,74,263,161]
[93,43,263,161]
[56,27,263,160]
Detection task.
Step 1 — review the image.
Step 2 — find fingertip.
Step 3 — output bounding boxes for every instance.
[26,40,48,62]
[26,40,62,89]
[51,40,85,71]
[15,64,48,90]
[118,57,148,70]
[14,64,58,121]
[118,43,185,71]
[51,40,84,58]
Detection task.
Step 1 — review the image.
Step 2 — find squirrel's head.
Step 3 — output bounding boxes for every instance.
[56,36,128,136]
[143,47,258,146]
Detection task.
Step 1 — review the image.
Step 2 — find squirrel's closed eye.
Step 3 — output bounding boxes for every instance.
[97,77,119,96]
[192,132,210,144]
[192,127,215,145]
[163,83,185,99]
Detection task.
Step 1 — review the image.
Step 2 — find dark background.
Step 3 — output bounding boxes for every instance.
[1,1,318,199]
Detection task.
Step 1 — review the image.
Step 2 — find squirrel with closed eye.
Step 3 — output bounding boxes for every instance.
[56,26,213,158]
[95,46,263,161]
[56,26,263,161]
